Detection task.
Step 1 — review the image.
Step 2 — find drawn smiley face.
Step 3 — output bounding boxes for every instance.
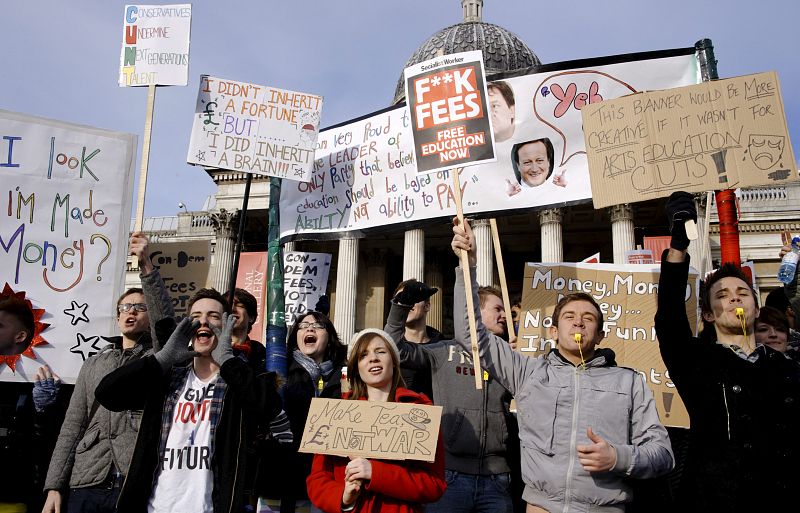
[748,134,785,170]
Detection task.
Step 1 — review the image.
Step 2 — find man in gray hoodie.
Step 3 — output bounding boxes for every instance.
[451,218,674,513]
[385,280,517,513]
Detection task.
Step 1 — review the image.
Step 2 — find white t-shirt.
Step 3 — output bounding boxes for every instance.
[148,369,218,513]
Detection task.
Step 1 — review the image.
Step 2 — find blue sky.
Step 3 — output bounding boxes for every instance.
[3,0,798,216]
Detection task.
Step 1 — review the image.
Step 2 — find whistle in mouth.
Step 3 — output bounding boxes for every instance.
[574,333,582,344]
[735,307,745,318]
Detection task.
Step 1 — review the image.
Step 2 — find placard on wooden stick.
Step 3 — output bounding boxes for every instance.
[299,398,442,462]
[582,71,797,209]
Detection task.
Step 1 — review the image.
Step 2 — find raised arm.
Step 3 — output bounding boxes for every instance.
[385,300,435,372]
[130,231,176,352]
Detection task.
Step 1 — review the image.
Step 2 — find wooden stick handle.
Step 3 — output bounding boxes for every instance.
[451,168,482,390]
[489,218,515,341]
[134,84,157,232]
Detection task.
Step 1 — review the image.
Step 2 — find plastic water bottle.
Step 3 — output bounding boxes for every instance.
[777,236,800,285]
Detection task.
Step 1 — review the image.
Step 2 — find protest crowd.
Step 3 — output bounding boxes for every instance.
[1,191,799,513]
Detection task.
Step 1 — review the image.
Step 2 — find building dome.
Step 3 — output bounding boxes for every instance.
[392,2,541,104]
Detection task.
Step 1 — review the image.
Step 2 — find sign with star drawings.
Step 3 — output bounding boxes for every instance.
[404,50,497,175]
[186,75,323,182]
[0,109,136,383]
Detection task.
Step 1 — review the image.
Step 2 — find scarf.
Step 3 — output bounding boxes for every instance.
[293,349,335,395]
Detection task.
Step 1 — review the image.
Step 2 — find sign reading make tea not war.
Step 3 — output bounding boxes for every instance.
[187,76,323,182]
[582,71,797,208]
[404,50,496,174]
[280,50,698,241]
[517,262,699,428]
[119,4,192,87]
[0,110,136,383]
[283,251,331,327]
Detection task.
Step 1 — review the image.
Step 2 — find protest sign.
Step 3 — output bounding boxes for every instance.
[279,51,698,241]
[149,241,210,317]
[187,76,323,182]
[404,50,496,174]
[582,72,797,208]
[517,262,699,428]
[283,251,331,327]
[299,398,442,462]
[625,249,655,264]
[0,109,136,383]
[235,252,268,342]
[119,4,191,87]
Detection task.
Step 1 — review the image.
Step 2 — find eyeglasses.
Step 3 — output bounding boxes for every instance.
[118,303,148,313]
[297,322,325,330]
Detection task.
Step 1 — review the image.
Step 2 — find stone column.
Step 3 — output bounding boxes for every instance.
[539,209,563,262]
[362,250,388,329]
[473,219,493,286]
[334,238,359,345]
[209,208,238,291]
[424,258,444,332]
[688,193,711,275]
[609,204,635,264]
[403,229,425,280]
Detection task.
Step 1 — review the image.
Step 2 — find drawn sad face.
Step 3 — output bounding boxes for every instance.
[748,134,785,170]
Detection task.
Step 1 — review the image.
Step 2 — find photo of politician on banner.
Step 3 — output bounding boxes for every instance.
[404,50,496,175]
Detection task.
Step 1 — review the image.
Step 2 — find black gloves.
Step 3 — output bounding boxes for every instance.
[393,281,438,306]
[155,317,200,371]
[315,295,330,316]
[665,191,697,251]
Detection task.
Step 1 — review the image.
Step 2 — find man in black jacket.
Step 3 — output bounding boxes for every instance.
[655,191,800,513]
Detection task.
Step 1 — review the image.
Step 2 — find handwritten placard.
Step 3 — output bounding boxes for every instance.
[283,251,331,327]
[0,109,136,383]
[187,76,323,182]
[149,241,210,317]
[404,50,496,174]
[119,4,192,87]
[279,53,698,241]
[517,262,699,428]
[582,72,797,208]
[299,398,442,462]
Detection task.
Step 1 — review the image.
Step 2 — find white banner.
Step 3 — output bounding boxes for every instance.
[187,76,323,182]
[119,4,192,87]
[280,52,698,240]
[283,251,331,327]
[0,110,136,382]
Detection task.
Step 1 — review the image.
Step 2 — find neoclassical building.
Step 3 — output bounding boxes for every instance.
[129,0,799,342]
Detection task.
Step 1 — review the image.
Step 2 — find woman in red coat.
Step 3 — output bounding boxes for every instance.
[306,328,446,513]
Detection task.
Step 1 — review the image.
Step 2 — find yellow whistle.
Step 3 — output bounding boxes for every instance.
[483,370,489,381]
[735,307,744,318]
[317,377,324,392]
[574,333,582,344]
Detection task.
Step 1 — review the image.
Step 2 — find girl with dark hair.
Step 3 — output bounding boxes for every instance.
[260,311,346,512]
[307,329,445,513]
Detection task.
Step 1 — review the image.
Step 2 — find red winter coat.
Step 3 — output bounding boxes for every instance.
[306,388,446,513]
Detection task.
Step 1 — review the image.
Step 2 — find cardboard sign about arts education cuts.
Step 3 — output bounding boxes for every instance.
[404,50,496,174]
[149,241,210,317]
[582,72,797,208]
[299,398,442,462]
[119,4,192,87]
[283,251,331,328]
[516,263,699,428]
[187,76,323,182]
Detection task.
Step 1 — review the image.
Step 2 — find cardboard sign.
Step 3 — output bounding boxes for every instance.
[0,109,136,383]
[625,249,655,264]
[583,72,797,208]
[279,53,698,241]
[283,251,331,327]
[119,4,192,87]
[235,252,268,343]
[517,262,699,428]
[187,76,323,182]
[149,241,210,317]
[299,398,442,462]
[404,50,496,174]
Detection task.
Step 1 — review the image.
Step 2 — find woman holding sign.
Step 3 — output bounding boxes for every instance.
[306,328,446,513]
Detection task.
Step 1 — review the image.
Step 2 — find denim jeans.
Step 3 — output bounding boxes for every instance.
[426,470,514,513]
[67,486,120,513]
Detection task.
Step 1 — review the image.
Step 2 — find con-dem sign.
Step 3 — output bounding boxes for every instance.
[149,241,210,317]
[119,4,192,87]
[187,76,323,182]
[517,262,699,428]
[582,71,797,208]
[299,398,442,462]
[405,50,496,175]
